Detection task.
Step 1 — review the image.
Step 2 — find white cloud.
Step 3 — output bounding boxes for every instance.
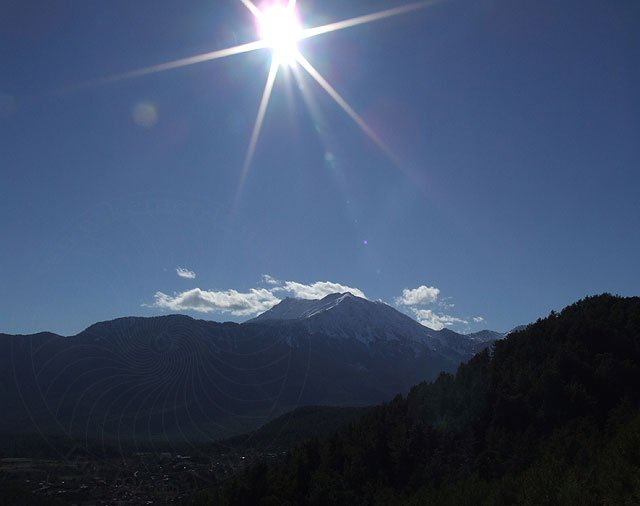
[149,277,366,318]
[152,288,280,316]
[394,284,469,330]
[473,316,485,323]
[261,274,279,285]
[412,309,468,331]
[395,285,440,306]
[278,280,366,300]
[176,267,196,279]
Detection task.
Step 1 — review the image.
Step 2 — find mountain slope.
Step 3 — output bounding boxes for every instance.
[208,294,640,505]
[247,295,347,321]
[220,405,371,452]
[0,295,499,442]
[248,292,494,354]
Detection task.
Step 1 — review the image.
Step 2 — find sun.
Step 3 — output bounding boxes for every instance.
[258,3,302,66]
[83,0,440,189]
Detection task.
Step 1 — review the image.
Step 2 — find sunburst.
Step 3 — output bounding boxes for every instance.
[78,0,443,193]
[256,1,303,66]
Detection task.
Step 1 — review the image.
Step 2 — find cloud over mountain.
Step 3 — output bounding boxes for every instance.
[149,277,480,331]
[278,280,366,300]
[152,288,279,316]
[395,283,475,331]
[176,267,196,279]
[261,274,279,285]
[395,285,440,306]
[149,276,366,317]
[412,308,468,331]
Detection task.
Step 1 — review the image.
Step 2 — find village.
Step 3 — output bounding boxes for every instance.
[0,447,278,505]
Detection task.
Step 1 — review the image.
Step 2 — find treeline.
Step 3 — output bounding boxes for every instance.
[188,294,640,505]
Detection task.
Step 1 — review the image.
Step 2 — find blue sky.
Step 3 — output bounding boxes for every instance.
[1,0,639,336]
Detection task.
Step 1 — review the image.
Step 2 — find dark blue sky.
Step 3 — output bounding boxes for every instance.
[2,0,639,335]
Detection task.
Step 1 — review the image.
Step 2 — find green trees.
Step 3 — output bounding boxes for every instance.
[203,294,640,505]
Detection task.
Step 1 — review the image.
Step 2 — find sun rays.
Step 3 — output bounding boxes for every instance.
[299,0,442,40]
[233,0,429,184]
[74,0,441,194]
[294,52,402,168]
[239,58,280,192]
[233,0,439,188]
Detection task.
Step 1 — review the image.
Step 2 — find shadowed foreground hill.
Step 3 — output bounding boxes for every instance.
[220,406,371,452]
[195,294,640,505]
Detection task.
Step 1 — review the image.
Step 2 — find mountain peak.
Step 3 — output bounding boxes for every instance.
[247,292,361,323]
[247,292,435,346]
[246,292,501,352]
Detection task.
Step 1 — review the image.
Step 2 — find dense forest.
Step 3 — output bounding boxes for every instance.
[191,294,640,505]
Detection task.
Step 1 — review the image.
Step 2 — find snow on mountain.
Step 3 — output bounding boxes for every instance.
[249,293,352,321]
[247,292,496,355]
[248,292,430,343]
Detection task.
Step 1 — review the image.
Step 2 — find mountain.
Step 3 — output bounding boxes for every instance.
[466,329,504,342]
[248,292,495,355]
[209,294,640,505]
[248,296,333,321]
[0,294,500,442]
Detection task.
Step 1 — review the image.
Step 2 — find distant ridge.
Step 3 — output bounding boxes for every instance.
[0,293,501,441]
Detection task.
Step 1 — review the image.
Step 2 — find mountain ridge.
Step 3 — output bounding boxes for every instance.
[209,294,640,505]
[0,294,501,442]
[246,292,500,352]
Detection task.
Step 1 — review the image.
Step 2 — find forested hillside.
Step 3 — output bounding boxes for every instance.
[194,294,640,505]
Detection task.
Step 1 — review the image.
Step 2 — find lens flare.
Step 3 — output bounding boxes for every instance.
[132,101,158,128]
[64,0,446,199]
